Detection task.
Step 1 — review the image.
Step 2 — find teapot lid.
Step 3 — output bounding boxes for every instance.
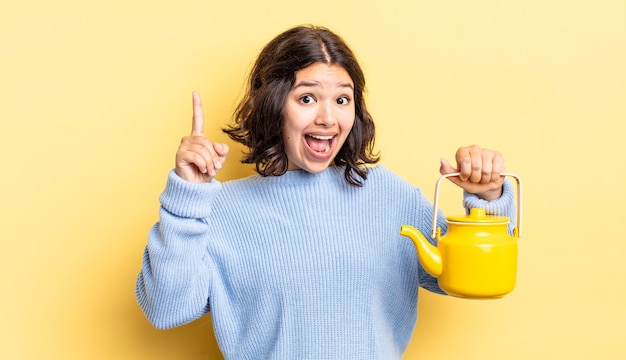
[447,208,509,224]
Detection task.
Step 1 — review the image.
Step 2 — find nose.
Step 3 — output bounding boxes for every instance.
[314,101,336,127]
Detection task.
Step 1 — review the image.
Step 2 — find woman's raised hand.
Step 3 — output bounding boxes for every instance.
[439,145,505,201]
[175,92,229,183]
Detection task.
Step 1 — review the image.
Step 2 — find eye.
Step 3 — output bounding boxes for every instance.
[299,95,314,104]
[336,96,351,105]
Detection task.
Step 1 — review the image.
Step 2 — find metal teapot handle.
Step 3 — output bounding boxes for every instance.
[431,173,523,239]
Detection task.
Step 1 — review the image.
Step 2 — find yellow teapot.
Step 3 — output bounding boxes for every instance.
[400,173,522,299]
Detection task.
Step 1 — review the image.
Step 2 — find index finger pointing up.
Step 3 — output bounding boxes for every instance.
[191,91,205,136]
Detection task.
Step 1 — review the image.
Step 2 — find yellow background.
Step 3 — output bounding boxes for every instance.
[2,0,625,359]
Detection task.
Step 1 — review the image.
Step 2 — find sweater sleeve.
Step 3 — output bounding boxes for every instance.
[463,178,517,234]
[135,170,221,329]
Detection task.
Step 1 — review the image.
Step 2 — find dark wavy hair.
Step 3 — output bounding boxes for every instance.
[223,25,379,186]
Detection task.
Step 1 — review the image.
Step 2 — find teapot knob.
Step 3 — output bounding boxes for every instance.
[469,208,487,219]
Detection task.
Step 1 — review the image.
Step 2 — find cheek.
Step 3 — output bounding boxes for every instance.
[283,106,306,131]
[340,112,356,133]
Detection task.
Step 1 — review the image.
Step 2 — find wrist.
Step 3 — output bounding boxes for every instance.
[476,186,503,201]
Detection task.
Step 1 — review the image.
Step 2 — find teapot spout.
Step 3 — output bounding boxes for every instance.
[400,225,443,277]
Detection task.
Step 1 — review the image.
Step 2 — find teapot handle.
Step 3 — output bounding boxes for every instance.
[431,173,523,239]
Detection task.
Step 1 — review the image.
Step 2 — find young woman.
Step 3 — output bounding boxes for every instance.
[136,25,514,359]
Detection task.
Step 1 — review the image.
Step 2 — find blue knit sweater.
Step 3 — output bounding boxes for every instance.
[136,165,514,359]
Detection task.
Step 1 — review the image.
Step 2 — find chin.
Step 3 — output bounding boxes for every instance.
[303,165,331,173]
[297,160,335,174]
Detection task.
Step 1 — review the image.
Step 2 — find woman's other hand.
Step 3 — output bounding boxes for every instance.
[175,92,229,183]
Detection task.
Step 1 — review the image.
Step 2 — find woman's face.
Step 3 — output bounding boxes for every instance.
[282,62,355,173]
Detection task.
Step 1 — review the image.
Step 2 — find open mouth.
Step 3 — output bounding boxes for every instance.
[305,134,334,154]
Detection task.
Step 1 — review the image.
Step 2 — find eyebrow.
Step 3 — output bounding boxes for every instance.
[292,81,354,90]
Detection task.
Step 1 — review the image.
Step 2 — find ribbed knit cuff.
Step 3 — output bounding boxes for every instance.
[463,178,514,217]
[159,169,222,219]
